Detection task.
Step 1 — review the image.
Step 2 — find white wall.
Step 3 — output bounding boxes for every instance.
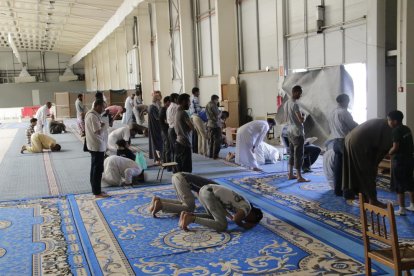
[198,76,219,106]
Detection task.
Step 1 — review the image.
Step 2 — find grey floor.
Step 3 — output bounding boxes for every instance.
[0,120,259,202]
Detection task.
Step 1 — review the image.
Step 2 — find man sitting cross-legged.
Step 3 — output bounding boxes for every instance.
[149,172,217,217]
[178,184,263,232]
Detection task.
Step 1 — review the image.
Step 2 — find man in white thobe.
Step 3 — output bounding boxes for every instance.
[35,102,52,133]
[107,125,139,153]
[102,155,143,186]
[235,119,275,170]
[122,94,135,125]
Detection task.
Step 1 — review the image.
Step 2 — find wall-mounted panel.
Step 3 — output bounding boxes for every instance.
[345,0,367,21]
[344,24,366,63]
[27,52,42,69]
[258,0,277,69]
[289,38,306,69]
[0,51,14,70]
[44,52,59,69]
[288,0,305,34]
[308,34,324,67]
[325,30,343,65]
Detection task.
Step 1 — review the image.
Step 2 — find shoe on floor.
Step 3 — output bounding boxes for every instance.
[405,205,414,212]
[394,209,406,216]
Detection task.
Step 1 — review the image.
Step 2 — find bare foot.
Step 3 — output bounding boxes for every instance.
[148,196,159,212]
[181,212,194,232]
[287,174,297,180]
[95,192,110,198]
[297,177,310,183]
[21,145,26,154]
[152,198,162,218]
[252,167,262,172]
[179,211,186,228]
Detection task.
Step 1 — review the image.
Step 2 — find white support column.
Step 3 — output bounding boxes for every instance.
[215,0,238,91]
[102,40,111,90]
[137,4,154,104]
[179,0,196,93]
[276,0,287,96]
[397,0,414,131]
[154,0,173,95]
[116,25,129,90]
[95,46,105,91]
[366,0,386,119]
[108,33,120,90]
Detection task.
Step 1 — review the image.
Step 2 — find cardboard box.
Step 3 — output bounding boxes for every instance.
[221,100,240,128]
[55,92,79,118]
[221,84,239,102]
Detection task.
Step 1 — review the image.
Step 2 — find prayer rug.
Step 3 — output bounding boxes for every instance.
[216,172,414,245]
[0,185,387,275]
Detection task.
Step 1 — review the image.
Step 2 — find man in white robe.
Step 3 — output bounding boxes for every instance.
[107,125,138,153]
[235,119,275,170]
[254,142,280,165]
[35,102,52,133]
[122,94,135,125]
[102,155,143,186]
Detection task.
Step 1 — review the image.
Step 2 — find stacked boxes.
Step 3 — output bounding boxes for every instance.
[221,84,240,128]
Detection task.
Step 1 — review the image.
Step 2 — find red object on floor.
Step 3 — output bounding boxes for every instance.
[21,106,41,118]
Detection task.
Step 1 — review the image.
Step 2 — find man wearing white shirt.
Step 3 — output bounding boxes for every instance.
[121,94,135,125]
[34,102,52,133]
[166,93,179,162]
[85,99,109,198]
[133,91,148,125]
[107,125,138,153]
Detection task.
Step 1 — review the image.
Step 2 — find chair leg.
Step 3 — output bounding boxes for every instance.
[160,167,165,182]
[365,258,372,276]
[157,167,161,180]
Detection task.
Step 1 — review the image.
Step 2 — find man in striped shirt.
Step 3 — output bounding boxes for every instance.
[26,118,37,144]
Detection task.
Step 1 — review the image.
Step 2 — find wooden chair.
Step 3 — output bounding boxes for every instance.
[155,150,177,182]
[359,193,414,276]
[266,112,277,139]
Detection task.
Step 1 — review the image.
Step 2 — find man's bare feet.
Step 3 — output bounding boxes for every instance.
[152,198,162,218]
[148,196,159,212]
[20,145,26,154]
[180,212,195,232]
[287,174,297,180]
[179,211,186,228]
[252,167,262,172]
[95,192,110,198]
[297,177,310,183]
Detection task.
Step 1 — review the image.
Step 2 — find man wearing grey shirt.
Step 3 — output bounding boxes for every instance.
[285,85,309,182]
[206,94,222,159]
[174,93,194,173]
[328,94,358,196]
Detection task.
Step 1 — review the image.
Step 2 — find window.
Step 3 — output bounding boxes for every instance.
[169,0,182,80]
[194,0,218,76]
[237,0,278,72]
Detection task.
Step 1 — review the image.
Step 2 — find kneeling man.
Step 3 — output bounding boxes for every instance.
[21,133,61,153]
[179,184,263,232]
[102,155,144,186]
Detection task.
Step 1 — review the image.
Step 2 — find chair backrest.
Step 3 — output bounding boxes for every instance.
[359,193,401,263]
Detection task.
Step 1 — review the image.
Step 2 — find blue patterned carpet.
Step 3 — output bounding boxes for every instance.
[216,172,414,244]
[0,185,388,275]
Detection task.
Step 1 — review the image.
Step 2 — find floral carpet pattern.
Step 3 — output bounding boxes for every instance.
[217,172,414,244]
[0,185,386,275]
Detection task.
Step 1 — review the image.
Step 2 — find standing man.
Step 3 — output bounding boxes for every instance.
[148,91,163,163]
[35,102,52,133]
[191,113,209,156]
[235,119,274,171]
[190,87,201,154]
[206,95,222,159]
[85,99,109,198]
[167,93,179,162]
[122,94,135,125]
[75,94,87,137]
[284,85,309,182]
[328,94,358,196]
[159,96,171,163]
[174,93,194,173]
[133,90,148,125]
[342,119,393,206]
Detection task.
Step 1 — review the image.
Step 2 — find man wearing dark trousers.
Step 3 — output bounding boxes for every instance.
[159,96,171,163]
[206,94,222,159]
[174,93,194,173]
[167,93,179,163]
[85,99,109,198]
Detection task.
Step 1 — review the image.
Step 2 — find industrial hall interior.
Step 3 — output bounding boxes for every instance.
[1,0,414,275]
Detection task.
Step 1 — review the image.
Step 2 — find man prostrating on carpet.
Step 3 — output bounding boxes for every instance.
[178,185,263,232]
[149,172,218,217]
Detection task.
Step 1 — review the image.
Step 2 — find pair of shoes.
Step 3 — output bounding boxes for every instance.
[406,205,414,212]
[394,209,406,216]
